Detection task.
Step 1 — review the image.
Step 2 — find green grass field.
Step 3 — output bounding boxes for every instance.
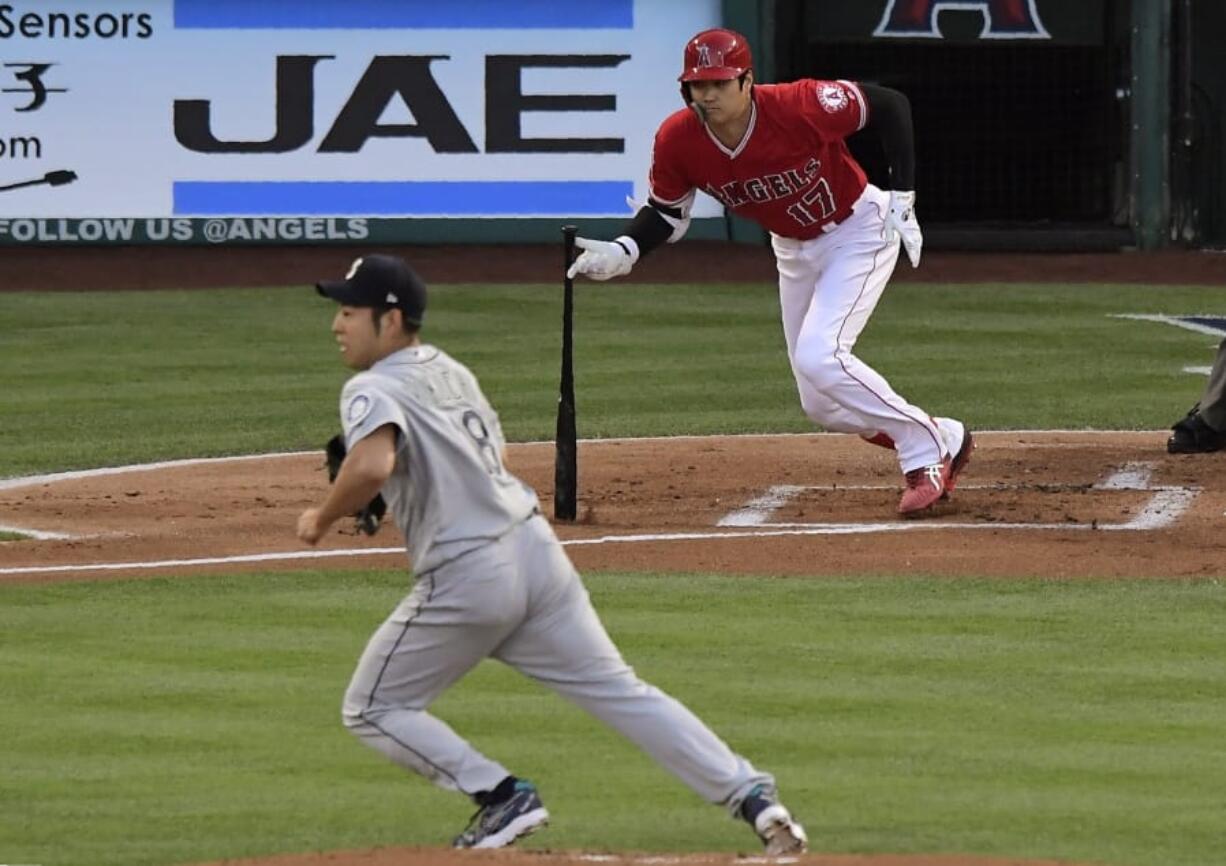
[0,280,1221,477]
[2,280,1224,866]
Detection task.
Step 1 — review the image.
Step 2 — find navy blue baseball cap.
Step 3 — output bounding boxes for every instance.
[316,254,427,326]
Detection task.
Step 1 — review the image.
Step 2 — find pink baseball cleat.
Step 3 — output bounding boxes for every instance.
[898,458,950,515]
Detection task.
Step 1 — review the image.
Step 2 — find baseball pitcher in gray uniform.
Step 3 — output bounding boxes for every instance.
[295,254,807,854]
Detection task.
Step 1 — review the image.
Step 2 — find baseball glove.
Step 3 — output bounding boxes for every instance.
[325,434,387,535]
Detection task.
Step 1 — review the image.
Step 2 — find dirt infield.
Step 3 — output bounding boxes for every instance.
[3,431,1222,582]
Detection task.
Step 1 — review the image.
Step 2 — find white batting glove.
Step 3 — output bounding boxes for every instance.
[882,190,923,268]
[567,236,639,281]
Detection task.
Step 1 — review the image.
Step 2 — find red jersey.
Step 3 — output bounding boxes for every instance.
[648,80,869,240]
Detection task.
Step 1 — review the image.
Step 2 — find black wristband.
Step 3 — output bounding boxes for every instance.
[623,205,674,258]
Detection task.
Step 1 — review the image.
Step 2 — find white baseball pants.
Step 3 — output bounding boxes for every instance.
[342,514,772,813]
[772,183,946,472]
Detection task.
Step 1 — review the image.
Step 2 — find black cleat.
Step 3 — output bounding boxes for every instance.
[452,780,549,849]
[1167,410,1226,454]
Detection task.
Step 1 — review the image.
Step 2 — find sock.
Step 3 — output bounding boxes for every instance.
[861,431,896,450]
[474,775,518,807]
[739,785,771,824]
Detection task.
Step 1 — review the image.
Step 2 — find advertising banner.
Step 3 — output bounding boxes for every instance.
[0,0,721,243]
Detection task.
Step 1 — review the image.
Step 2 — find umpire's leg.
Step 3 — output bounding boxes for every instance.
[1197,338,1226,432]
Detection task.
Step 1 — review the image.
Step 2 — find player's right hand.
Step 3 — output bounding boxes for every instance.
[296,507,327,545]
[567,236,639,281]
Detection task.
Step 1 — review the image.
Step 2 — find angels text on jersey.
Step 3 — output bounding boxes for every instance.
[701,156,837,227]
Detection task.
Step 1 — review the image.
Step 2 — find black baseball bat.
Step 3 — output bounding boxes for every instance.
[554,225,579,521]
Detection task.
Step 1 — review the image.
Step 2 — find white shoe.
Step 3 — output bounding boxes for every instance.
[754,803,808,856]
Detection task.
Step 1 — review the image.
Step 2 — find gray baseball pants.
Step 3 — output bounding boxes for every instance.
[341,514,772,812]
[1197,338,1226,432]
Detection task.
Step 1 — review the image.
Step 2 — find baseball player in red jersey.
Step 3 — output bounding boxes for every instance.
[568,28,973,515]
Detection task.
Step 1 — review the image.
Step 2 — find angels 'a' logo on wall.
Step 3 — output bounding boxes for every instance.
[874,0,1051,40]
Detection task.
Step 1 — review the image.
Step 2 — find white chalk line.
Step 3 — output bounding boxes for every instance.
[0,507,1200,578]
[0,451,321,541]
[0,546,404,576]
[0,439,1202,577]
[0,523,74,541]
[1096,461,1153,490]
[0,520,1127,576]
[0,450,313,493]
[717,463,1200,534]
[1110,313,1226,338]
[0,431,1162,540]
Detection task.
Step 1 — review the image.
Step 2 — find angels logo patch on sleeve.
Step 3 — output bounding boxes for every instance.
[817,82,850,113]
[807,80,867,134]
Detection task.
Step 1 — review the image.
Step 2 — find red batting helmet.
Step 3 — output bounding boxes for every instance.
[678,28,753,83]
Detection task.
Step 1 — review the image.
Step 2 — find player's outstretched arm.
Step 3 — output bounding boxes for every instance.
[567,201,686,281]
[861,83,923,267]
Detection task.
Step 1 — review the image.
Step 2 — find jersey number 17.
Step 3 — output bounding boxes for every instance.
[786,178,836,227]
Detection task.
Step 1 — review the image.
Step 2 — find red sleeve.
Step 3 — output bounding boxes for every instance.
[798,79,868,140]
[646,112,695,207]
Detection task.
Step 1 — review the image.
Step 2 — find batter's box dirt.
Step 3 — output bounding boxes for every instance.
[715,460,1198,531]
[717,484,1163,529]
[1,432,1224,582]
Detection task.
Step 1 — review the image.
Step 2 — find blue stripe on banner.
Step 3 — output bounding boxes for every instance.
[174,0,633,29]
[173,181,634,216]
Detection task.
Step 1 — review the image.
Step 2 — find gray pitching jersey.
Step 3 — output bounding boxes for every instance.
[338,345,776,822]
[340,344,538,574]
